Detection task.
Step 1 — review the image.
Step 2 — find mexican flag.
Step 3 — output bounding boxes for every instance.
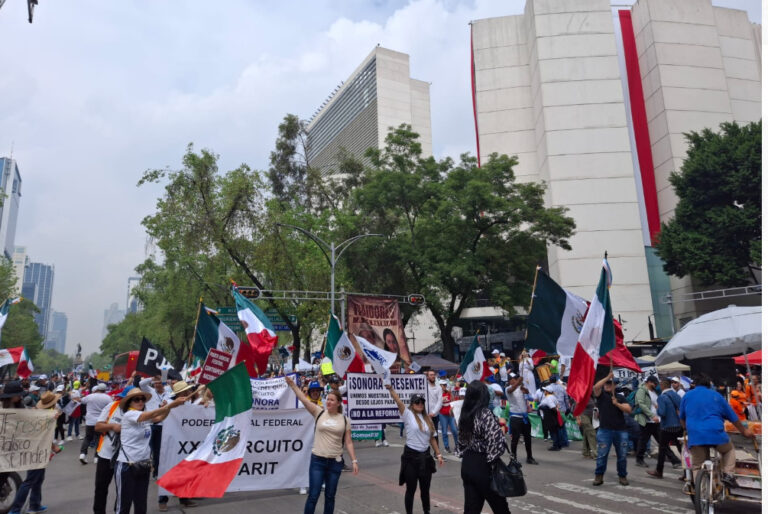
[0,298,20,331]
[567,259,615,416]
[196,303,256,376]
[324,314,357,377]
[0,346,23,368]
[17,348,33,378]
[232,288,278,375]
[525,269,587,357]
[158,362,253,497]
[459,336,492,383]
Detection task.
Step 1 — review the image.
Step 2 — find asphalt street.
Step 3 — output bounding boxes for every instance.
[37,427,761,513]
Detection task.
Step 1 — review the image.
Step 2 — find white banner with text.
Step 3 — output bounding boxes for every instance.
[0,409,56,472]
[346,373,427,425]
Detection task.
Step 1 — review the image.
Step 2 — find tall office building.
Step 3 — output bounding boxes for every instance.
[102,302,125,340]
[45,311,67,354]
[126,276,143,314]
[12,246,27,294]
[23,262,54,338]
[470,0,760,339]
[0,158,22,260]
[306,47,432,172]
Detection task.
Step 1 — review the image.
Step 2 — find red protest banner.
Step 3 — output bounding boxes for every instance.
[198,348,232,385]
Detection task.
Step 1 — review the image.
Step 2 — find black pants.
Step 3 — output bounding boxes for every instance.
[431,416,439,443]
[638,422,680,465]
[55,414,66,441]
[656,427,683,474]
[402,458,431,514]
[460,450,510,514]
[508,417,532,460]
[80,425,97,455]
[115,461,150,514]
[150,424,162,478]
[93,456,114,514]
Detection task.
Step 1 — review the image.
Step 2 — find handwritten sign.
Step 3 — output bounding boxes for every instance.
[198,349,232,385]
[0,410,57,472]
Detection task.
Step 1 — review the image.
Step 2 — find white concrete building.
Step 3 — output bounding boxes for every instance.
[12,246,27,294]
[471,0,760,339]
[306,47,432,173]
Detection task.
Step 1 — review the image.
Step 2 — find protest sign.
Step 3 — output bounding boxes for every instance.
[158,404,313,493]
[198,349,232,385]
[250,375,299,410]
[136,338,181,380]
[346,373,427,425]
[0,409,57,472]
[351,424,384,441]
[347,295,411,365]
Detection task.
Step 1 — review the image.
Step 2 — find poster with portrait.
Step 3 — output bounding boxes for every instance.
[347,295,411,366]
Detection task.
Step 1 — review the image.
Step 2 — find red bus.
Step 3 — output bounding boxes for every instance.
[111,351,139,381]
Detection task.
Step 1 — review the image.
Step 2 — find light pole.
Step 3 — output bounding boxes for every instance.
[275,224,383,316]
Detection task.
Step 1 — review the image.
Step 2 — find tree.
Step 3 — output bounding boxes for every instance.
[33,349,74,375]
[2,299,44,358]
[655,121,761,286]
[339,125,575,358]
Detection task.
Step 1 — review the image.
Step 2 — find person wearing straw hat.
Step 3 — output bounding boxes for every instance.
[8,390,62,514]
[115,388,186,514]
[93,386,133,514]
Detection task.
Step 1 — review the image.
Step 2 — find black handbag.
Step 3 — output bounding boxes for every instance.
[489,443,526,497]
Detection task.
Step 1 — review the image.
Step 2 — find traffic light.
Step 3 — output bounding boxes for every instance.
[238,287,261,299]
[407,294,425,306]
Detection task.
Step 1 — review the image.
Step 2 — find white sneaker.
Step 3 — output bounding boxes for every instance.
[382,440,389,447]
[78,435,84,440]
[94,456,98,464]
[299,487,307,495]
[67,436,73,441]
[375,441,383,447]
[79,453,87,465]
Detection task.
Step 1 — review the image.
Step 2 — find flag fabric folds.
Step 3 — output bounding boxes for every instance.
[232,288,278,375]
[597,319,641,372]
[355,335,397,376]
[459,336,491,383]
[567,259,615,416]
[17,348,33,378]
[525,269,587,357]
[0,298,20,332]
[324,314,357,377]
[196,303,256,377]
[0,346,24,368]
[158,362,253,498]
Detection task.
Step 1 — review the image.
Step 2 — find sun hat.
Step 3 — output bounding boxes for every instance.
[0,381,23,399]
[37,391,61,409]
[119,388,151,411]
[170,381,196,399]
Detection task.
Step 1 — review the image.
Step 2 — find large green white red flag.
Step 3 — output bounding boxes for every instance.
[459,336,492,383]
[157,362,253,497]
[232,287,278,375]
[567,259,615,416]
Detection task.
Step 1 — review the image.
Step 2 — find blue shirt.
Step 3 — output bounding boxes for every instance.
[679,386,739,446]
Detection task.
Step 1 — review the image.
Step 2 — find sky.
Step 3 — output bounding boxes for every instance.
[0,0,761,356]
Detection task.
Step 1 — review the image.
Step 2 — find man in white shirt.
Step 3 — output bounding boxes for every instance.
[426,370,442,442]
[506,373,537,464]
[559,356,572,383]
[138,376,170,480]
[78,383,113,464]
[93,389,127,514]
[670,377,685,398]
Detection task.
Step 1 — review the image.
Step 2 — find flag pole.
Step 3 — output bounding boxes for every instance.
[186,296,203,369]
[522,266,541,344]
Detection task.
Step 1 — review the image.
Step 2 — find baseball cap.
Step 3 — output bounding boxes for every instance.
[499,353,505,357]
[670,376,680,383]
[55,384,65,392]
[38,374,48,380]
[410,393,426,404]
[308,381,322,391]
[508,372,518,379]
[491,349,500,355]
[29,384,40,392]
[438,380,448,386]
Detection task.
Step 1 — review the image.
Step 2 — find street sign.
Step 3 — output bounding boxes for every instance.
[218,307,236,314]
[272,324,291,332]
[216,307,241,332]
[265,308,297,324]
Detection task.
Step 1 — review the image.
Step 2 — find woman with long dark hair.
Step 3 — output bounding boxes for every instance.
[385,383,443,514]
[457,381,510,514]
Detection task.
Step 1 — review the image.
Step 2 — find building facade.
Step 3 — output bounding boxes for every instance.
[45,311,67,354]
[0,158,22,261]
[471,0,760,340]
[23,262,54,339]
[126,276,142,314]
[102,302,125,341]
[12,246,27,294]
[306,46,432,172]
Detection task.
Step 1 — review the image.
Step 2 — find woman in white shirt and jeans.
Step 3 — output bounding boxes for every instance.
[115,388,185,514]
[385,384,443,514]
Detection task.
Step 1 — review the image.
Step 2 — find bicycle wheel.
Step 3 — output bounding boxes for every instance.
[0,472,21,514]
[694,469,714,514]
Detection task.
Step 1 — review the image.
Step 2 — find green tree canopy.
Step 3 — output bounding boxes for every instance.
[2,299,44,359]
[655,121,761,286]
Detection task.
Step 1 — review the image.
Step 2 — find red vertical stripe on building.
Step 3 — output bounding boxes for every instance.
[470,23,481,167]
[618,10,661,244]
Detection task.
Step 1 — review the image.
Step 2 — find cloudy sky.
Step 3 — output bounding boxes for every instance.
[0,0,761,355]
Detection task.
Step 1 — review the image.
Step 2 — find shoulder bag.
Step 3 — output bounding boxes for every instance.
[489,442,526,497]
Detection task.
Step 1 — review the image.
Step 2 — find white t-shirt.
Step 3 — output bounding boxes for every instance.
[427,382,442,417]
[82,393,113,426]
[401,409,435,452]
[506,387,527,416]
[118,409,152,462]
[540,394,558,410]
[488,383,503,409]
[559,356,572,378]
[677,389,685,399]
[96,402,123,460]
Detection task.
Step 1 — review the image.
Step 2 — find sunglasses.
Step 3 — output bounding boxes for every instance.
[130,397,146,403]
[411,398,425,405]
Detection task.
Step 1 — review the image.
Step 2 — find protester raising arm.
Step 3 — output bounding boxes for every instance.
[285,375,323,418]
[136,396,186,423]
[385,384,443,466]
[593,373,613,398]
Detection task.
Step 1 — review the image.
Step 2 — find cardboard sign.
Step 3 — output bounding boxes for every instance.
[0,409,57,472]
[249,375,299,410]
[198,349,232,385]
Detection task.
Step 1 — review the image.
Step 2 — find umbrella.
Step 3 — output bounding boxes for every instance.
[655,305,761,365]
[733,349,761,366]
[412,353,460,372]
[655,361,690,373]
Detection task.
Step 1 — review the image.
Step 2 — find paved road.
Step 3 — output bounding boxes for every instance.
[37,428,760,513]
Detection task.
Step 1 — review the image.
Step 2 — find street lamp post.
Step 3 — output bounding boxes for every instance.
[276,224,383,316]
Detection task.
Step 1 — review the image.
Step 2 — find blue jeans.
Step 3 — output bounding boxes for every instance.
[438,413,458,451]
[595,428,628,478]
[67,416,80,437]
[10,468,45,512]
[304,454,343,514]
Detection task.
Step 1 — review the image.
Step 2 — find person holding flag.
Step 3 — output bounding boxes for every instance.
[284,374,358,514]
[591,371,632,486]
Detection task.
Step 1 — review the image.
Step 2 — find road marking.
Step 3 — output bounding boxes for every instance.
[619,484,690,504]
[549,482,690,514]
[527,490,617,514]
